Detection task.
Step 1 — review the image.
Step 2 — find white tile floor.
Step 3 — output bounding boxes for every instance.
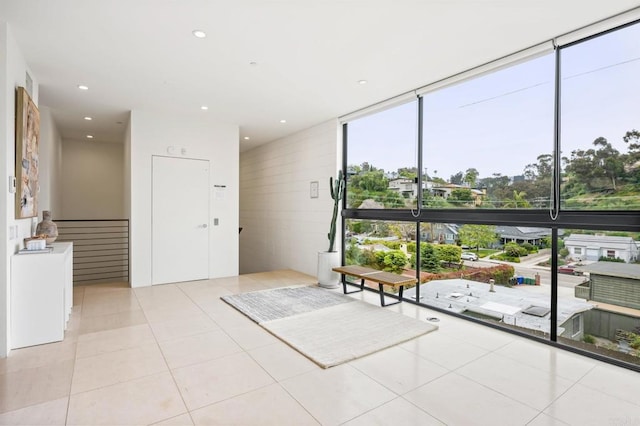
[1,270,639,425]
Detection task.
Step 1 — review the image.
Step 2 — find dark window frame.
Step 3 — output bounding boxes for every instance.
[341,19,640,372]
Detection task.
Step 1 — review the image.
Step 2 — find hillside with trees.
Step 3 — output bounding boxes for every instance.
[347,130,640,210]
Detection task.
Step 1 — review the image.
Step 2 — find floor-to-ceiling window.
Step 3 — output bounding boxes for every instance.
[342,20,640,371]
[346,100,418,210]
[422,53,554,209]
[560,22,640,210]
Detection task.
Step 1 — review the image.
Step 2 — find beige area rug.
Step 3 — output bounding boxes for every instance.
[221,286,438,368]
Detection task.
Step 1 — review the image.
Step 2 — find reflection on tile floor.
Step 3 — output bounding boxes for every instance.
[1,269,639,425]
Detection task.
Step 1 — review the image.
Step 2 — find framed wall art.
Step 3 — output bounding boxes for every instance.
[15,86,40,219]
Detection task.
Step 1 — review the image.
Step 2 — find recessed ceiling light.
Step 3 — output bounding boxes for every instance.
[192,30,207,38]
[201,105,208,110]
[280,119,287,124]
[78,84,89,90]
[243,136,250,140]
[358,80,368,85]
[84,116,92,121]
[86,135,94,139]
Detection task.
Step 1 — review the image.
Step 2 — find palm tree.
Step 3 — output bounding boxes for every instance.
[503,190,531,208]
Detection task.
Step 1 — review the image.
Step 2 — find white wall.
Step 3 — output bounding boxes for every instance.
[129,110,239,287]
[239,120,341,276]
[38,106,63,216]
[123,114,131,220]
[0,22,42,357]
[60,139,124,219]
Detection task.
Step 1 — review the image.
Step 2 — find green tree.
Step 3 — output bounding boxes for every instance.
[504,242,527,257]
[479,173,510,204]
[375,250,408,273]
[449,188,474,205]
[389,222,416,241]
[463,168,479,187]
[397,167,418,179]
[345,244,362,265]
[433,244,462,263]
[449,171,464,185]
[623,129,640,183]
[458,224,497,252]
[564,137,625,192]
[419,243,440,272]
[348,220,374,235]
[382,190,406,208]
[350,168,388,192]
[524,154,552,181]
[503,190,531,208]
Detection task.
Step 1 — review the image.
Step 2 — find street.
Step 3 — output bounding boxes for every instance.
[464,249,588,289]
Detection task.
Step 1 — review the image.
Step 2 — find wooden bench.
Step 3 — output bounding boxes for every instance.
[332,265,417,307]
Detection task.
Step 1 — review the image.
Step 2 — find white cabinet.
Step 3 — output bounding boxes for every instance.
[11,242,73,349]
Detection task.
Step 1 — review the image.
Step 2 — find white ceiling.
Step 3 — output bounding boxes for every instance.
[1,1,639,151]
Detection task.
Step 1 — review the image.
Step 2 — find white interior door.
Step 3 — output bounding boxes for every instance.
[152,156,210,285]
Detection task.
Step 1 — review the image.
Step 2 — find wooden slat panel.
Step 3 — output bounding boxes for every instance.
[74,271,128,281]
[74,265,129,275]
[75,258,128,264]
[57,232,128,240]
[56,219,129,285]
[72,243,129,251]
[74,260,128,269]
[75,257,128,265]
[71,238,128,246]
[74,274,129,284]
[57,226,128,233]
[57,220,128,228]
[73,246,129,257]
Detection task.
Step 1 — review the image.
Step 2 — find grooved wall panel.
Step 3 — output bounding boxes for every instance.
[56,220,129,285]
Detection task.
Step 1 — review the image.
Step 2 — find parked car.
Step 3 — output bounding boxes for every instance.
[557,264,583,275]
[461,252,479,261]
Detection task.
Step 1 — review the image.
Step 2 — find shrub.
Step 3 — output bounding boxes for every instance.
[378,240,402,250]
[376,250,408,273]
[491,253,521,263]
[434,244,462,263]
[559,248,570,257]
[631,336,640,350]
[521,242,537,253]
[359,249,379,268]
[504,242,527,257]
[583,334,596,344]
[345,244,362,265]
[489,264,515,284]
[598,256,625,263]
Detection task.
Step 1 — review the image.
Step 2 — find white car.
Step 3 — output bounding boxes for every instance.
[461,252,479,261]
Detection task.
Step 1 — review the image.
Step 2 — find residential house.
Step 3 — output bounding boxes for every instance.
[388,177,416,199]
[496,226,552,246]
[564,234,639,262]
[421,223,459,244]
[430,183,485,206]
[575,262,640,310]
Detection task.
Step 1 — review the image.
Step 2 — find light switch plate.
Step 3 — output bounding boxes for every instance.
[310,181,319,198]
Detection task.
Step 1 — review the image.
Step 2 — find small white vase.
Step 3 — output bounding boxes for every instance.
[317,251,340,289]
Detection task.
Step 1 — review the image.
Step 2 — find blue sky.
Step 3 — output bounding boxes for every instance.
[348,22,640,181]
